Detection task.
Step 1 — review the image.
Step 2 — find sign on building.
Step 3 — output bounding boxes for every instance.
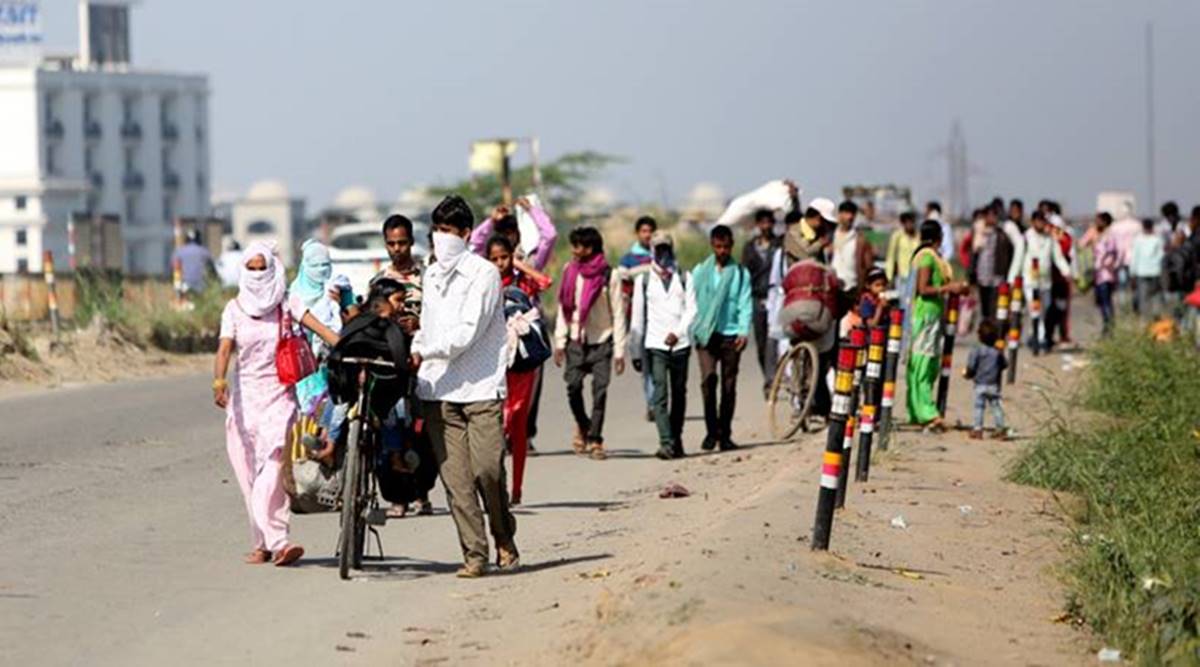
[0,1,42,64]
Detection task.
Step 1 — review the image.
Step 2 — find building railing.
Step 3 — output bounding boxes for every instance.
[120,120,142,141]
[163,171,181,190]
[45,119,65,139]
[90,172,104,188]
[161,122,179,142]
[122,171,145,191]
[85,120,102,140]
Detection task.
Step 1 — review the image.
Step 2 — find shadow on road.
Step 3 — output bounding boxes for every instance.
[295,553,612,581]
[517,500,628,511]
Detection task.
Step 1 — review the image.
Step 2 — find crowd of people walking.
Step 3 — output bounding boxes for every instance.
[210,184,1200,576]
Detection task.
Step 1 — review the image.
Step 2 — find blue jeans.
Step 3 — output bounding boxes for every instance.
[973,384,1005,431]
[1094,281,1115,334]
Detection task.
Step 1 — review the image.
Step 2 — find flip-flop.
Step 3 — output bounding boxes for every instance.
[244,549,271,564]
[272,544,305,567]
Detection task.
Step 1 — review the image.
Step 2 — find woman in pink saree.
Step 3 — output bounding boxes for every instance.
[212,242,339,566]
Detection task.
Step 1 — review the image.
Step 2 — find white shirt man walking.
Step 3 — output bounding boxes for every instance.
[413,195,518,578]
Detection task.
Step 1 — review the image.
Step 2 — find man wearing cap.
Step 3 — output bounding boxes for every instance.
[785,197,837,264]
[630,232,696,460]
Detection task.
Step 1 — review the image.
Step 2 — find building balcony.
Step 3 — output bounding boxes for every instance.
[122,171,145,191]
[44,119,65,139]
[161,122,179,142]
[85,120,102,141]
[120,121,142,141]
[163,171,181,190]
[90,172,104,189]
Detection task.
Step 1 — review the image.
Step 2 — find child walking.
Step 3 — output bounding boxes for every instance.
[488,236,552,506]
[964,319,1008,440]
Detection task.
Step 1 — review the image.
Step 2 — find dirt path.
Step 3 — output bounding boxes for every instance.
[1,309,1097,666]
[483,322,1100,666]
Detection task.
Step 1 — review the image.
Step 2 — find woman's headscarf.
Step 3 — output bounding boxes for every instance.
[237,240,287,317]
[290,239,332,308]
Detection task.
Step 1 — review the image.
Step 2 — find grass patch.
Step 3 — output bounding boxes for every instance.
[74,269,227,352]
[1008,331,1200,663]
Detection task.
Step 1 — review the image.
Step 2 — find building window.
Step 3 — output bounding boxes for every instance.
[125,196,137,224]
[43,92,55,123]
[163,196,174,222]
[122,96,135,123]
[247,220,276,235]
[124,147,136,172]
[15,196,27,210]
[85,146,94,172]
[46,145,58,175]
[16,259,28,274]
[16,229,27,246]
[86,194,99,214]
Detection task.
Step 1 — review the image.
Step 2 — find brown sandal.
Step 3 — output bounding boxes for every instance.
[244,549,271,564]
[272,544,305,567]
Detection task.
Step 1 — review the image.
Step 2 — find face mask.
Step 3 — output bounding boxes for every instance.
[432,231,467,270]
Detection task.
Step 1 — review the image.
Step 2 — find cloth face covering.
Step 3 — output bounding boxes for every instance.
[290,239,332,307]
[237,240,286,317]
[432,231,468,272]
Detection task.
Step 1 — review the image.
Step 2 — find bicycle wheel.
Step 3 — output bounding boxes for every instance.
[351,430,369,569]
[767,341,820,440]
[338,416,363,581]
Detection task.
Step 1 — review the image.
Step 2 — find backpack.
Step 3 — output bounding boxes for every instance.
[503,286,552,373]
[779,259,840,342]
[326,314,411,418]
[1164,242,1195,293]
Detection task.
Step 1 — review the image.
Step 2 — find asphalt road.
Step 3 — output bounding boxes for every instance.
[0,351,769,666]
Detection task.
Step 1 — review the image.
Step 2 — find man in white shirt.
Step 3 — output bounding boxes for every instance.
[630,232,696,460]
[412,195,517,579]
[1002,199,1026,285]
[1022,211,1072,351]
[925,201,955,262]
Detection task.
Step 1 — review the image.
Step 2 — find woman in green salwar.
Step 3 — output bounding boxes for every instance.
[906,220,968,430]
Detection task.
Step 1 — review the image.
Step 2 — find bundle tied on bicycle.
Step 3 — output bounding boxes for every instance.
[767,260,843,440]
[778,260,840,342]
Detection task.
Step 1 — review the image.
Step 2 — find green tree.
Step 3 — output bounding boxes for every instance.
[427,150,622,221]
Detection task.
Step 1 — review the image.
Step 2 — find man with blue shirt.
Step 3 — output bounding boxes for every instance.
[691,224,753,452]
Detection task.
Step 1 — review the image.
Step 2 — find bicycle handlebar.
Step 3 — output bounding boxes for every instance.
[335,357,397,369]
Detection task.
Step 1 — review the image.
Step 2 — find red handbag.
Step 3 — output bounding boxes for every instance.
[276,306,318,386]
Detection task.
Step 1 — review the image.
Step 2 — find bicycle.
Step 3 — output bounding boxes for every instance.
[333,356,397,581]
[766,339,820,440]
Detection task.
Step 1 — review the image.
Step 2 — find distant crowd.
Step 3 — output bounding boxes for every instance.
[205,184,1200,576]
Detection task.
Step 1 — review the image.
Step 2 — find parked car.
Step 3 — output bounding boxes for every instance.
[329,219,429,297]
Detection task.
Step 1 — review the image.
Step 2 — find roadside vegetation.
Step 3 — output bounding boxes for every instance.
[74,269,226,352]
[1008,331,1200,663]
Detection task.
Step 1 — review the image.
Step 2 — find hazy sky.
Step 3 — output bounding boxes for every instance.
[39,1,1200,216]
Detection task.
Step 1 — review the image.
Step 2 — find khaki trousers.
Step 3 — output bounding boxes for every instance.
[424,399,515,567]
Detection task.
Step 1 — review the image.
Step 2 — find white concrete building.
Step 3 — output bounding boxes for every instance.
[229,180,306,267]
[0,2,210,275]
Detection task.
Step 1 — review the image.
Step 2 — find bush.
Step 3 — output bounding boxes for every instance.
[1008,331,1200,662]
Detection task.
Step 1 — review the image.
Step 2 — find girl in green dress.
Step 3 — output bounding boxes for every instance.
[906,220,968,431]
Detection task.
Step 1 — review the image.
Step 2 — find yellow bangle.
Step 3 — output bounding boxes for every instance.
[212,378,228,391]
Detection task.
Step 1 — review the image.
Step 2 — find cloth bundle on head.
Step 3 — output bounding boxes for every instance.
[558,252,610,338]
[237,241,287,317]
[715,180,799,228]
[290,239,333,308]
